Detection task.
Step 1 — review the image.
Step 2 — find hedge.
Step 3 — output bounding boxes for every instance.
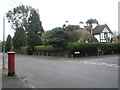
[67,42,119,50]
[67,42,120,55]
[34,45,65,52]
[20,46,32,55]
[34,42,120,57]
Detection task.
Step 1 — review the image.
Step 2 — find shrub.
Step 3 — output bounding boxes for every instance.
[20,46,32,55]
[67,42,98,56]
[47,28,70,46]
[34,45,65,52]
[67,42,98,50]
[67,42,120,55]
[34,42,120,56]
[41,30,51,45]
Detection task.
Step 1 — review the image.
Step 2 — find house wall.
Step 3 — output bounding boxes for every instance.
[100,27,113,42]
[94,27,113,42]
[94,34,100,42]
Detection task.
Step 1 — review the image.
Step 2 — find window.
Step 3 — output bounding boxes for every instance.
[104,32,108,39]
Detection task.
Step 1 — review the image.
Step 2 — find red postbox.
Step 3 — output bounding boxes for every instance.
[7,52,16,76]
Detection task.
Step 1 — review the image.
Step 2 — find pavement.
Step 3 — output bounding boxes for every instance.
[0,53,27,88]
[2,68,28,88]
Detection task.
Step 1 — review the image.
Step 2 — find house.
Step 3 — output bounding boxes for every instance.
[63,21,113,42]
[69,28,99,43]
[85,24,113,42]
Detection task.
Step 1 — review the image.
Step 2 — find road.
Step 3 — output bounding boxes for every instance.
[0,53,119,88]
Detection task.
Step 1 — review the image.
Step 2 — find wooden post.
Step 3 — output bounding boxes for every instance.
[47,52,48,56]
[71,54,73,58]
[65,54,67,58]
[42,52,43,56]
[52,52,53,56]
[112,50,113,54]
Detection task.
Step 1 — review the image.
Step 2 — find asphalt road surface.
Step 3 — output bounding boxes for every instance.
[0,53,119,88]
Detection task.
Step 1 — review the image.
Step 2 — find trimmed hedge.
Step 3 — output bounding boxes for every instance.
[97,43,119,54]
[68,42,98,56]
[20,46,32,55]
[68,42,98,50]
[34,45,65,52]
[34,42,120,57]
[68,42,119,50]
[67,42,120,56]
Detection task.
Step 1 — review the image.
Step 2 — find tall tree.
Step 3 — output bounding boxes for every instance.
[6,5,44,50]
[86,18,99,35]
[6,5,32,31]
[27,9,44,49]
[5,35,12,52]
[86,18,99,27]
[6,5,33,50]
[12,27,26,50]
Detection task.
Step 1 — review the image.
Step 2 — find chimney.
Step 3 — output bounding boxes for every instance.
[65,21,69,26]
[79,21,84,28]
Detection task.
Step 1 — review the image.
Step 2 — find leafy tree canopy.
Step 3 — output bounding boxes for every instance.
[28,9,44,34]
[27,9,44,48]
[64,25,80,32]
[41,30,51,45]
[69,29,92,42]
[86,18,99,27]
[6,5,33,31]
[5,35,12,52]
[42,27,70,47]
[6,5,44,50]
[12,27,26,50]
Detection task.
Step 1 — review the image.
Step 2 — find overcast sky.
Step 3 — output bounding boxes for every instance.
[0,0,119,41]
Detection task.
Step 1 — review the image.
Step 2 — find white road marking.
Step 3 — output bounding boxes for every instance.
[68,61,73,62]
[84,61,89,64]
[97,62,105,65]
[113,65,119,67]
[90,62,97,64]
[67,60,119,68]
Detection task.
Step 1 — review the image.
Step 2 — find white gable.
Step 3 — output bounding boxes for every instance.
[94,34,100,42]
[94,26,113,42]
[102,27,110,33]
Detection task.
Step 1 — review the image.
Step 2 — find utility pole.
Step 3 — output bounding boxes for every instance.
[2,15,5,69]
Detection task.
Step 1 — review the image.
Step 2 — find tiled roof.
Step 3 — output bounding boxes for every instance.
[92,24,106,35]
[85,24,113,35]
